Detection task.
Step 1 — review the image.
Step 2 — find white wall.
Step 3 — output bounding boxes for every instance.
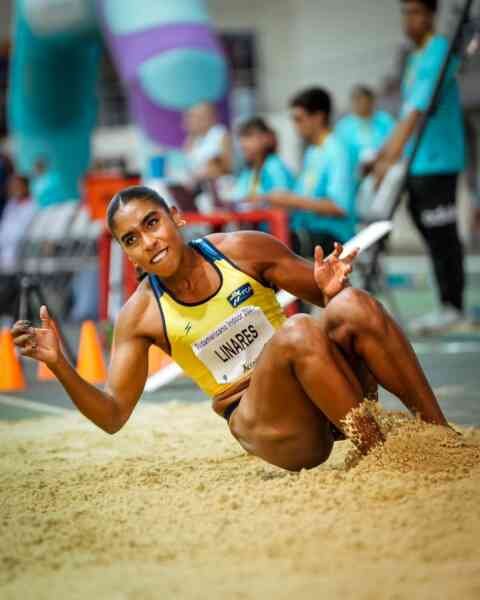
[208,0,461,113]
[207,0,403,113]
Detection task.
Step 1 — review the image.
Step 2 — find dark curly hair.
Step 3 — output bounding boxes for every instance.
[400,0,438,13]
[289,87,332,124]
[107,185,170,235]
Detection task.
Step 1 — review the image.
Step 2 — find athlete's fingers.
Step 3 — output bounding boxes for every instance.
[11,320,33,337]
[19,343,38,357]
[343,248,359,264]
[314,245,324,263]
[40,305,53,329]
[332,242,343,258]
[13,333,36,347]
[334,260,352,275]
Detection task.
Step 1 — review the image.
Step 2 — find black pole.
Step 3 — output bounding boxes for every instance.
[365,0,474,289]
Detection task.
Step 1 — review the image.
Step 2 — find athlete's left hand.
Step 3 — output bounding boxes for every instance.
[314,243,359,300]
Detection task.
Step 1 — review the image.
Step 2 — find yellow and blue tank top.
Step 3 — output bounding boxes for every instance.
[148,238,286,397]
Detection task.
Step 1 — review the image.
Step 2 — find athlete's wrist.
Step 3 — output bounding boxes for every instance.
[322,281,351,305]
[48,350,69,374]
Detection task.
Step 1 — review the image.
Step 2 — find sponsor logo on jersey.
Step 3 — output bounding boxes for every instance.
[227,283,254,308]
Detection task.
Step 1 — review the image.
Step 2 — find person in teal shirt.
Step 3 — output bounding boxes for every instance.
[373,0,466,334]
[232,117,294,210]
[335,86,396,183]
[260,87,355,256]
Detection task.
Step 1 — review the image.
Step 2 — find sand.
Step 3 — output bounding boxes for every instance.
[1,401,480,600]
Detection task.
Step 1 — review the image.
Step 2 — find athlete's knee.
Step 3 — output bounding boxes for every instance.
[326,288,389,336]
[276,314,328,358]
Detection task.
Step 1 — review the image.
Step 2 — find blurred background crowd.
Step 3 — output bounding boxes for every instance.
[0,0,479,335]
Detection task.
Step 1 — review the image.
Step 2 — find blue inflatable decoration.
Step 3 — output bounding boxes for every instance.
[8,0,229,196]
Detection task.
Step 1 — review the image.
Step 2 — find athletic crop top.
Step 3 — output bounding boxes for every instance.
[148,238,286,398]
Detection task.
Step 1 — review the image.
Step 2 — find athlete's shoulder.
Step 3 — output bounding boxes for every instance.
[206,231,291,264]
[115,277,155,338]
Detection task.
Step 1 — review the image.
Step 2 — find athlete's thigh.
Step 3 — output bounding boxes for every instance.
[230,323,333,454]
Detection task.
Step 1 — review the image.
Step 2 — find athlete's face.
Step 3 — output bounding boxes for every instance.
[401,2,434,43]
[112,198,186,278]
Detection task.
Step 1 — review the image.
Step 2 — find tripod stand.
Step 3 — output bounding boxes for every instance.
[15,274,75,363]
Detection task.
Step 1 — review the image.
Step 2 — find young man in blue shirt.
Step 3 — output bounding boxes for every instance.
[254,88,355,257]
[336,86,396,184]
[374,0,466,333]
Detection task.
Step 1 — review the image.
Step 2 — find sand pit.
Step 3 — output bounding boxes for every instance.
[1,401,480,600]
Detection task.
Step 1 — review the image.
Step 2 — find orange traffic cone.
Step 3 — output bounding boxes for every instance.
[37,360,56,381]
[148,345,172,376]
[76,321,107,385]
[0,327,26,391]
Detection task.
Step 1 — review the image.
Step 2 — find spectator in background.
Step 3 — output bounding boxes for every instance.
[373,0,466,333]
[232,117,294,210]
[31,157,68,209]
[0,150,13,219]
[335,86,396,183]
[183,102,233,184]
[257,87,355,257]
[0,174,35,317]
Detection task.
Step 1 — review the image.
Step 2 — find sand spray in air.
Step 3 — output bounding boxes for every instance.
[341,400,480,474]
[341,400,385,462]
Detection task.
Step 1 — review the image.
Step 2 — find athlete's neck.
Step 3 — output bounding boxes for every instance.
[163,244,216,297]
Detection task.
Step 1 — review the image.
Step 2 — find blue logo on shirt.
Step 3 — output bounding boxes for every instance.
[228,283,254,308]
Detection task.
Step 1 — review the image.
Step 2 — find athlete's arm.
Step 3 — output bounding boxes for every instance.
[212,231,357,306]
[11,299,157,434]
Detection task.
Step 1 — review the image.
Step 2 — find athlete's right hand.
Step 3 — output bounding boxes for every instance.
[11,305,60,366]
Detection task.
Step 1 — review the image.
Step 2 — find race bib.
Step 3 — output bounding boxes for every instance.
[191,306,275,384]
